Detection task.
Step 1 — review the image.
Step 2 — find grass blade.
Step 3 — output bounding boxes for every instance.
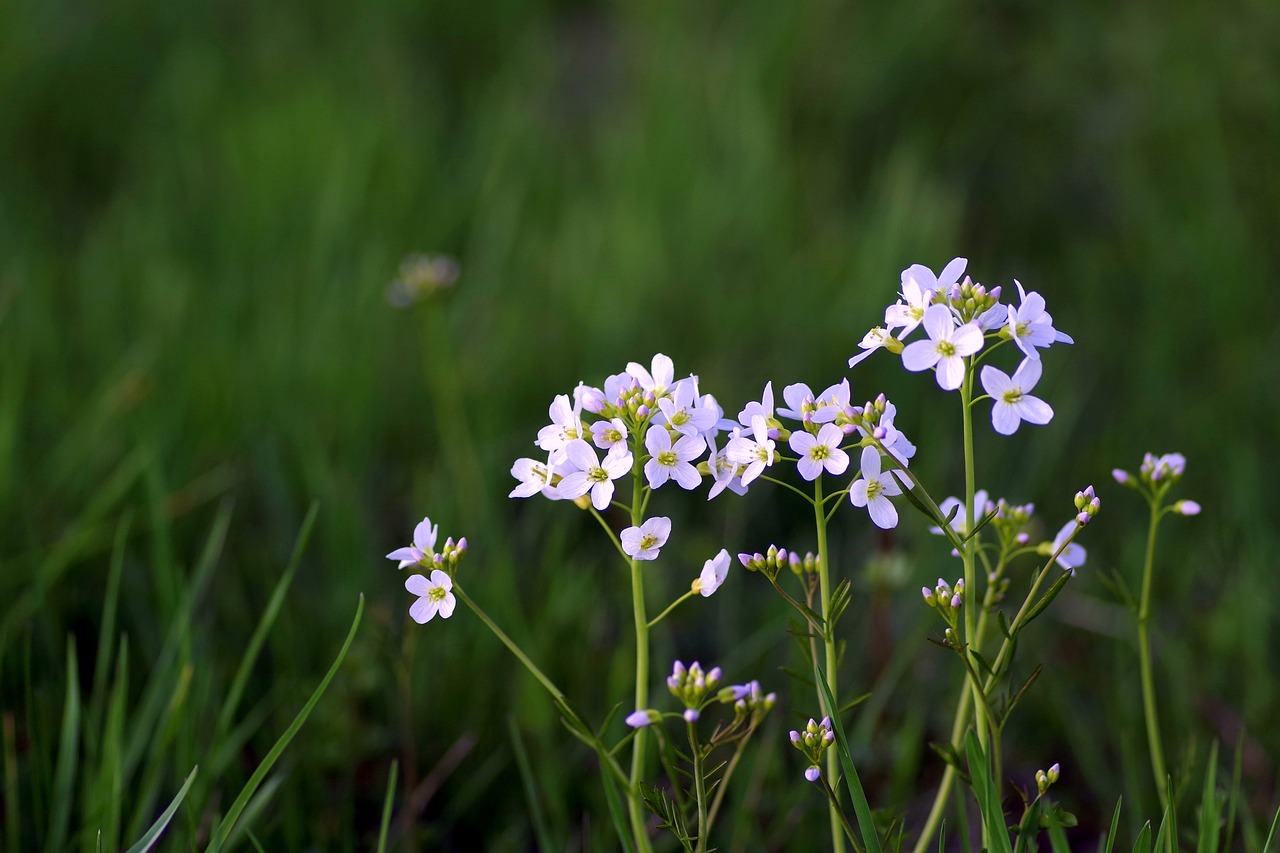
[47,639,82,853]
[375,760,398,853]
[207,593,364,851]
[1104,797,1123,853]
[123,764,198,853]
[1197,740,1220,853]
[963,731,1013,853]
[1261,803,1280,852]
[815,662,883,853]
[215,501,319,739]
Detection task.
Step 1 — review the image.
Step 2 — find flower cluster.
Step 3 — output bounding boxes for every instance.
[789,716,836,782]
[1035,763,1061,796]
[737,544,809,579]
[667,661,723,722]
[386,516,468,623]
[1113,452,1200,516]
[626,661,775,729]
[922,577,966,643]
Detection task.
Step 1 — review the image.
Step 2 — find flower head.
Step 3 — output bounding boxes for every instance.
[789,423,851,481]
[980,358,1054,435]
[556,440,633,510]
[644,426,706,490]
[850,446,903,529]
[1007,280,1073,359]
[901,304,984,390]
[405,569,456,623]
[695,548,731,596]
[536,392,585,455]
[621,517,673,561]
[386,516,439,568]
[886,258,967,337]
[724,416,776,486]
[626,354,676,397]
[1049,520,1087,573]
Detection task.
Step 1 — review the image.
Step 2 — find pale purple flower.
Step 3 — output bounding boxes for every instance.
[557,440,633,510]
[849,446,903,529]
[865,400,917,467]
[1050,521,1087,573]
[387,517,439,568]
[655,381,719,436]
[536,392,584,454]
[886,258,967,337]
[931,491,992,537]
[1007,280,1073,359]
[696,548,731,596]
[405,569,456,623]
[626,354,676,397]
[849,326,892,367]
[1174,500,1201,516]
[777,380,849,424]
[981,358,1054,435]
[644,426,706,490]
[707,433,749,499]
[622,517,672,561]
[902,304,984,390]
[789,424,851,481]
[737,381,776,429]
[725,416,776,486]
[590,418,629,451]
[976,300,1009,332]
[508,457,561,499]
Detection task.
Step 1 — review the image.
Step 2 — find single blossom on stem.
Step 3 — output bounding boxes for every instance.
[850,446,903,529]
[848,326,893,367]
[737,381,776,430]
[405,569,456,623]
[1007,280,1073,359]
[622,516,673,561]
[590,417,629,451]
[901,304,984,390]
[694,548,731,596]
[789,423,851,481]
[1050,520,1087,573]
[980,358,1054,435]
[386,516,439,568]
[536,392,585,455]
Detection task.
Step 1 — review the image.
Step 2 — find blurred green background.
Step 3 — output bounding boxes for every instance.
[3,0,1278,848]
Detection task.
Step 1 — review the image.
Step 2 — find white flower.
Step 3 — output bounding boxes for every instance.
[405,569,456,623]
[695,549,731,596]
[621,517,672,561]
[655,381,719,437]
[737,381,775,428]
[777,380,849,424]
[849,446,903,529]
[981,359,1054,435]
[707,433,748,499]
[644,426,706,490]
[386,517,439,568]
[626,354,676,397]
[725,416,776,486]
[1007,280,1073,360]
[1050,521,1086,573]
[848,327,892,367]
[508,456,561,499]
[590,417,629,451]
[536,391,585,454]
[886,258,967,337]
[901,304,984,390]
[557,440,633,510]
[789,424,851,481]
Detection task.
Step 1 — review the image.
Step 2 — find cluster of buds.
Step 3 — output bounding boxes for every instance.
[587,375,654,424]
[436,537,469,574]
[790,717,836,782]
[922,577,965,640]
[1113,453,1200,516]
[739,546,816,579]
[1035,763,1061,795]
[720,680,777,725]
[386,517,469,579]
[667,661,723,721]
[1072,486,1101,526]
[943,276,1004,325]
[990,498,1035,548]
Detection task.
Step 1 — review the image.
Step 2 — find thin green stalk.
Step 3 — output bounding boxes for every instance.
[959,363,987,753]
[819,775,863,851]
[627,467,655,853]
[649,591,695,628]
[689,724,709,853]
[814,478,847,853]
[706,729,752,830]
[1138,502,1169,810]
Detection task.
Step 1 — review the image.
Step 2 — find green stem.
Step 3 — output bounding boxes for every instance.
[819,775,863,851]
[648,591,695,628]
[1138,501,1169,811]
[588,506,632,562]
[706,730,752,830]
[814,478,846,853]
[690,724,709,853]
[959,363,987,756]
[627,467,655,853]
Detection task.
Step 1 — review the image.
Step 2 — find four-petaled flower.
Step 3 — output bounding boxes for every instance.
[1050,520,1087,574]
[536,392,584,455]
[850,446,903,529]
[626,353,676,397]
[789,424,851,481]
[848,326,892,367]
[509,456,560,499]
[725,416,776,486]
[644,426,706,490]
[590,417,629,451]
[655,380,719,437]
[405,569,456,623]
[386,516,439,568]
[886,257,966,337]
[557,440,633,510]
[622,516,672,561]
[1007,280,1073,359]
[981,359,1054,435]
[695,548,731,596]
[902,304,984,390]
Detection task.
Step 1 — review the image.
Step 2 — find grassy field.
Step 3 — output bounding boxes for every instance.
[2,0,1278,849]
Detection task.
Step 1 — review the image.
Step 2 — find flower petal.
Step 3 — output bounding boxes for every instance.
[868,496,899,529]
[936,355,965,390]
[901,339,940,372]
[922,304,954,341]
[1018,395,1053,425]
[405,573,430,595]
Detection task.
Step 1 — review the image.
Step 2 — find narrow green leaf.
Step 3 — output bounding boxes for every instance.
[1021,569,1073,628]
[1104,797,1123,853]
[1047,824,1071,853]
[215,502,319,739]
[208,593,364,851]
[123,765,198,853]
[1131,821,1151,853]
[964,731,1013,853]
[814,662,882,853]
[1261,802,1280,852]
[48,639,81,852]
[1197,740,1220,853]
[1013,797,1044,853]
[375,760,397,853]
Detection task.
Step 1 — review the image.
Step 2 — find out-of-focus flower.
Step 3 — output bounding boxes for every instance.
[386,253,460,307]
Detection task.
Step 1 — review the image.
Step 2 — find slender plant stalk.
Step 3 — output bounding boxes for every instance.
[959,364,987,752]
[627,467,656,853]
[813,478,847,853]
[689,723,709,853]
[1138,502,1169,810]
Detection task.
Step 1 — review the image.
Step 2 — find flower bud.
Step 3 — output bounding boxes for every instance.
[1112,468,1132,486]
[626,709,659,728]
[683,708,700,723]
[805,766,822,783]
[1174,500,1201,516]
